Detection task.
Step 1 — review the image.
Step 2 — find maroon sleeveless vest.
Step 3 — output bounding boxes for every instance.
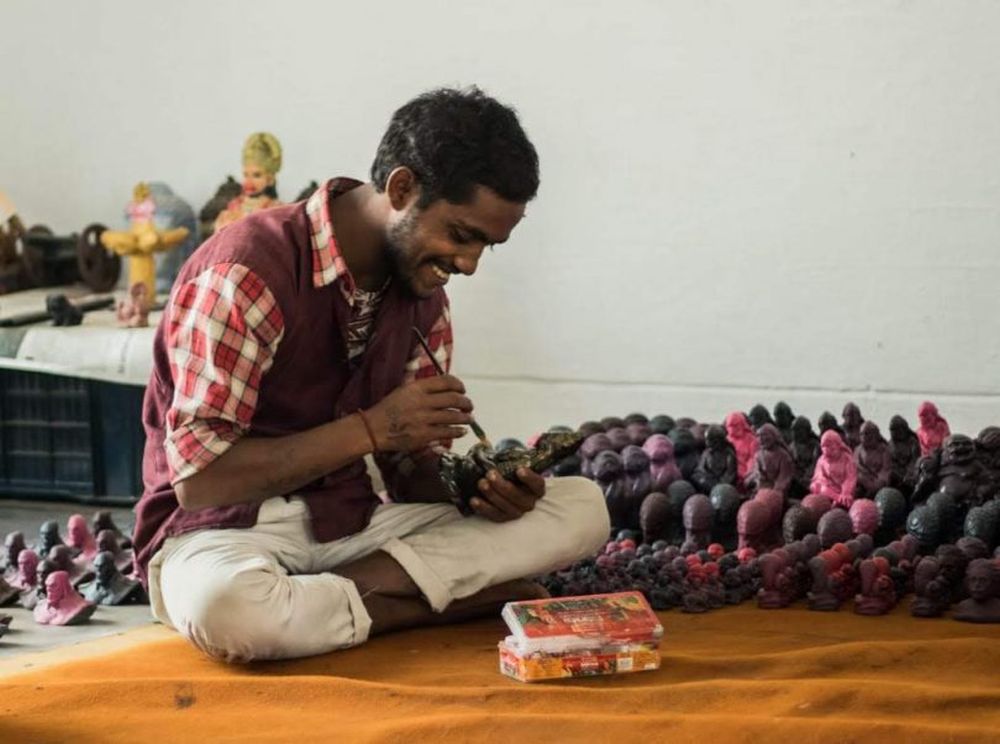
[131,199,446,583]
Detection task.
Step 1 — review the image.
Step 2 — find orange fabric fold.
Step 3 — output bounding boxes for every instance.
[2,604,999,743]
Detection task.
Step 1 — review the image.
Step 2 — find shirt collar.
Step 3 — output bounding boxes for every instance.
[306,177,364,294]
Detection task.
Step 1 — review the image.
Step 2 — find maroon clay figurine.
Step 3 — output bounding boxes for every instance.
[580,432,613,479]
[782,504,819,543]
[621,445,653,527]
[854,421,892,498]
[605,427,631,453]
[757,551,795,609]
[668,428,701,481]
[96,529,135,575]
[747,424,795,496]
[888,415,921,493]
[10,549,39,601]
[691,425,737,494]
[93,510,132,549]
[810,431,858,508]
[841,402,865,449]
[854,556,896,615]
[725,412,758,487]
[817,508,854,549]
[594,450,628,531]
[917,401,950,457]
[849,499,879,538]
[642,434,682,492]
[639,491,671,545]
[773,401,795,444]
[789,416,821,498]
[915,434,992,508]
[952,558,1000,622]
[2,531,26,579]
[911,556,951,617]
[33,571,96,626]
[47,545,93,588]
[682,493,713,550]
[626,421,652,446]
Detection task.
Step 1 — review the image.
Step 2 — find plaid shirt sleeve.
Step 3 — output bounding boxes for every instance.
[163,263,285,484]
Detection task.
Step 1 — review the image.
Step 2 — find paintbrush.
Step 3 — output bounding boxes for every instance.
[412,326,493,450]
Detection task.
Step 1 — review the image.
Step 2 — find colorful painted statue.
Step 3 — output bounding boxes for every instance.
[747,423,795,496]
[642,434,682,493]
[854,421,892,498]
[100,182,193,301]
[917,401,950,457]
[213,132,284,231]
[841,402,865,449]
[725,412,758,487]
[692,424,738,494]
[810,430,858,508]
[33,571,96,626]
[888,415,922,493]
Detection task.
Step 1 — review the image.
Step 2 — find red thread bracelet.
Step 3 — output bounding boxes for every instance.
[356,409,379,453]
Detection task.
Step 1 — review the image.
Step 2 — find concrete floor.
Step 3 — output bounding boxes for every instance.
[0,498,156,659]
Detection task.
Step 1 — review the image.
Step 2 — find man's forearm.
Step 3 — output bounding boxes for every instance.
[175,415,372,511]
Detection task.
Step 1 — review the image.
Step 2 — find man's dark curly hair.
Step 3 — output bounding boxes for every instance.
[371,87,539,208]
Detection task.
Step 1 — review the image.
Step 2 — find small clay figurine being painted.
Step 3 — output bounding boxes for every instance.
[747,424,795,497]
[33,571,96,626]
[810,431,858,508]
[917,401,950,457]
[952,559,1000,623]
[80,552,147,606]
[725,412,758,487]
[841,402,865,450]
[854,421,892,499]
[692,425,738,495]
[773,401,795,444]
[214,132,284,231]
[642,434,683,493]
[66,514,98,563]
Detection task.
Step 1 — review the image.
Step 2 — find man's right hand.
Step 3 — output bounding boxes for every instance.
[363,375,473,452]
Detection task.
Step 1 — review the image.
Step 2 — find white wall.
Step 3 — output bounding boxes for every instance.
[3,0,999,443]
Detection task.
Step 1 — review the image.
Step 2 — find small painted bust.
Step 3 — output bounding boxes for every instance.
[214,132,284,231]
[692,424,738,494]
[33,571,96,626]
[36,520,65,557]
[748,423,795,496]
[888,415,922,493]
[854,421,892,498]
[2,531,26,578]
[80,552,147,606]
[593,451,628,531]
[917,401,950,457]
[96,529,135,575]
[952,559,1000,623]
[910,557,951,617]
[93,511,132,549]
[810,431,858,508]
[10,548,38,592]
[724,412,759,487]
[66,514,98,563]
[841,402,865,449]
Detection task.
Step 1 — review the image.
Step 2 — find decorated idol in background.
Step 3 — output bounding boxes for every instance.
[213,132,284,231]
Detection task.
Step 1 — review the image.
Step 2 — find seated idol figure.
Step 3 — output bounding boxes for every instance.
[810,431,858,508]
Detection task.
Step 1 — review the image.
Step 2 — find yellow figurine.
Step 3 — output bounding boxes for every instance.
[100,182,189,302]
[213,132,284,231]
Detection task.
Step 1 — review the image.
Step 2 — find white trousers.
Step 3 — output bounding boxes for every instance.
[148,476,608,662]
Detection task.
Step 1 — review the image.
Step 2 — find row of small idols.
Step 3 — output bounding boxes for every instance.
[540,528,1000,623]
[525,401,994,518]
[0,512,144,634]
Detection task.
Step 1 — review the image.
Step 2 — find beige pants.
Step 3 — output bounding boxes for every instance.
[148,476,608,662]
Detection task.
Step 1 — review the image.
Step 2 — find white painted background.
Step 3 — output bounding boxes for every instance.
[2,0,998,443]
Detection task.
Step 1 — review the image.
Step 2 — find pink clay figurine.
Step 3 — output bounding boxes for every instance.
[33,571,96,626]
[810,430,858,508]
[725,412,758,487]
[66,514,98,562]
[917,401,950,457]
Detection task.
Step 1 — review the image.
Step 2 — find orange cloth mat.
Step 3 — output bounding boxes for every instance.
[2,604,999,743]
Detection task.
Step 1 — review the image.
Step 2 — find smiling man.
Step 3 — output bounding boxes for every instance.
[131,87,609,662]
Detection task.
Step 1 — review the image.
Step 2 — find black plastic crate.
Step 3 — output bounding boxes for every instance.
[0,368,145,504]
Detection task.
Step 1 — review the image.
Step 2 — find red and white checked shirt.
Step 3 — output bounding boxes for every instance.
[164,178,453,484]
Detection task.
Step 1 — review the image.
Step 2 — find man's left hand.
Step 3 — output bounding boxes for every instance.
[470,467,545,522]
